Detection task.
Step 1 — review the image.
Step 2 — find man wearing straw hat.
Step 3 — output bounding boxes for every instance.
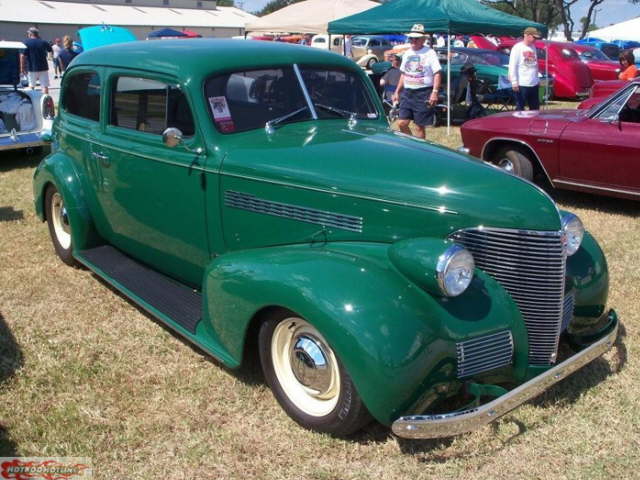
[392,24,442,139]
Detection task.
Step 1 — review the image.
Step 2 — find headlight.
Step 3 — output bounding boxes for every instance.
[562,213,584,256]
[436,245,475,296]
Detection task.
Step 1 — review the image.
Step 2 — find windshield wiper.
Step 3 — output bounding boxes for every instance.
[265,106,309,134]
[314,103,358,119]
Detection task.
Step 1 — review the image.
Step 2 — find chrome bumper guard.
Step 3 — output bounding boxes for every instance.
[392,312,618,439]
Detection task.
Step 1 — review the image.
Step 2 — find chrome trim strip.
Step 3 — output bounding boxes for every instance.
[0,139,46,151]
[61,129,208,172]
[553,179,640,197]
[294,63,318,120]
[392,315,618,439]
[224,190,364,232]
[220,171,459,215]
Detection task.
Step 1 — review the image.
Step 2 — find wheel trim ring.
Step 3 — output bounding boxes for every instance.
[498,157,515,173]
[51,192,72,250]
[271,317,340,417]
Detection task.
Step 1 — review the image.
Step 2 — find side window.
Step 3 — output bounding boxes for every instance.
[62,71,101,122]
[536,48,546,60]
[109,76,195,136]
[619,89,640,124]
[597,86,637,122]
[370,39,380,47]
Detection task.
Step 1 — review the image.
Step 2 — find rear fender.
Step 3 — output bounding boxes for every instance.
[33,152,101,251]
[201,242,525,424]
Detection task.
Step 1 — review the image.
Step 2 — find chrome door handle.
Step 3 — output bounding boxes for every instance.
[91,151,110,167]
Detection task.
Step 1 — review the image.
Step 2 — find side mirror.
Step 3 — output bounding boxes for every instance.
[162,127,183,148]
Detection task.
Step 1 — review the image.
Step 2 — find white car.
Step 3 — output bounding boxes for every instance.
[0,41,54,152]
[311,34,344,53]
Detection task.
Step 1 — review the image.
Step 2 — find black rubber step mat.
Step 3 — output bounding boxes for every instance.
[79,245,202,333]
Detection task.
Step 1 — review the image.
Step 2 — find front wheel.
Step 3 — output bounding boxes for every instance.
[493,146,534,181]
[45,185,76,266]
[259,309,371,436]
[366,57,377,70]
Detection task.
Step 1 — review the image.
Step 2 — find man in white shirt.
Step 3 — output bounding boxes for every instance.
[391,24,442,139]
[509,26,542,111]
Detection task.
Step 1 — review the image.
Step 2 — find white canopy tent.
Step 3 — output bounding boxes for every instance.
[245,0,379,34]
[588,17,640,42]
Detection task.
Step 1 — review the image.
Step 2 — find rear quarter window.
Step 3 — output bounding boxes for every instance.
[62,71,101,122]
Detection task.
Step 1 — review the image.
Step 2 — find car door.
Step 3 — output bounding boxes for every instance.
[557,84,640,196]
[92,72,209,287]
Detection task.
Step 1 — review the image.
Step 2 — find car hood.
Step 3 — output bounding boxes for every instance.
[221,121,562,238]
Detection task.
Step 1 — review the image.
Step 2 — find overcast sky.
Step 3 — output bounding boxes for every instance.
[238,0,640,28]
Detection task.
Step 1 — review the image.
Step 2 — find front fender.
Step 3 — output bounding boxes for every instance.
[33,152,101,251]
[202,242,525,425]
[566,231,610,336]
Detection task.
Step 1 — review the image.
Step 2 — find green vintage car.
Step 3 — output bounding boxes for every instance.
[33,39,617,439]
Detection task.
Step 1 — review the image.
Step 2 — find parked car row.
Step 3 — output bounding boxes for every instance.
[30,39,619,442]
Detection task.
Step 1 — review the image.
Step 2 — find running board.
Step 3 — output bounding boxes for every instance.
[77,245,201,334]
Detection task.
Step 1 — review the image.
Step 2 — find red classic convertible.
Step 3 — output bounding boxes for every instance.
[460,80,640,200]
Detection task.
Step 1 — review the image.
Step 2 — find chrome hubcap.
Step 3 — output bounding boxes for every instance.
[51,192,71,249]
[498,158,514,173]
[290,335,333,396]
[272,318,340,416]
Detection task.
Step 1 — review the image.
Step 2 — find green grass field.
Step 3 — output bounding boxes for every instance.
[1,106,638,479]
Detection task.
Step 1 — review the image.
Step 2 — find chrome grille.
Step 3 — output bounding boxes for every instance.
[450,227,566,365]
[224,191,363,232]
[456,330,513,378]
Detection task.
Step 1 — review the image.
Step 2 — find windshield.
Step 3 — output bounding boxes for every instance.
[351,37,368,47]
[205,65,378,134]
[467,51,510,66]
[578,48,608,61]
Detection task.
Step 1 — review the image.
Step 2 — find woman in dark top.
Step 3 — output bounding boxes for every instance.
[58,36,78,72]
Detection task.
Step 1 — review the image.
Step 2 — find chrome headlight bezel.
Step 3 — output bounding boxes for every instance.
[436,244,475,297]
[561,212,584,256]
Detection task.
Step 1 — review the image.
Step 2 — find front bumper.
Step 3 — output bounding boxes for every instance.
[392,309,618,439]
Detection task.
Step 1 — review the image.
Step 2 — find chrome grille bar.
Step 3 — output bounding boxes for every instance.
[456,330,513,378]
[451,227,566,365]
[224,191,363,232]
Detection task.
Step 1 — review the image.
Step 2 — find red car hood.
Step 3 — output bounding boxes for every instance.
[463,109,581,140]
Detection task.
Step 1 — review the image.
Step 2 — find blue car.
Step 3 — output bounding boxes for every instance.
[576,38,619,60]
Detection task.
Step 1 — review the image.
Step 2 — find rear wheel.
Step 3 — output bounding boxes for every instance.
[45,185,76,266]
[493,146,534,181]
[259,309,371,436]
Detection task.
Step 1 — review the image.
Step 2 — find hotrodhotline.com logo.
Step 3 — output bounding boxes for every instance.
[0,457,92,479]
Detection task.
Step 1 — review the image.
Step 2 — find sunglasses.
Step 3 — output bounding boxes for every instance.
[408,38,422,42]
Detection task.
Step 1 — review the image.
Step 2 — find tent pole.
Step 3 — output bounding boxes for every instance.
[544,41,549,110]
[447,30,451,135]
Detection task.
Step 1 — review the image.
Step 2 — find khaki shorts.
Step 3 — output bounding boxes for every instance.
[28,70,50,88]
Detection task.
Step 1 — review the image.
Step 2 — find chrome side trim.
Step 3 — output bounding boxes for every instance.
[61,129,208,172]
[224,190,364,232]
[392,314,618,439]
[220,171,458,215]
[553,179,640,198]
